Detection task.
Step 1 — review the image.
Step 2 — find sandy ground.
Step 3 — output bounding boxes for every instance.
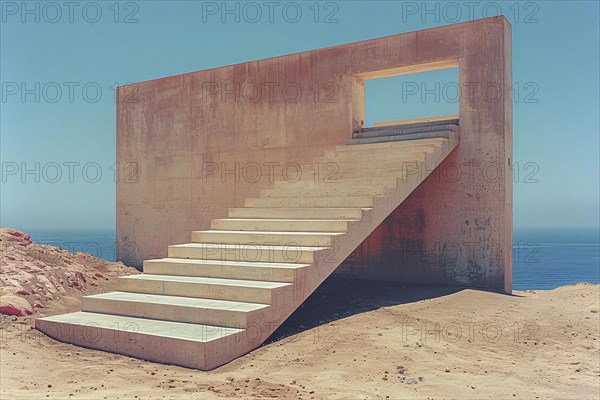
[1,275,599,399]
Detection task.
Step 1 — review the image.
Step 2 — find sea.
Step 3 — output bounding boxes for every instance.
[25,227,600,291]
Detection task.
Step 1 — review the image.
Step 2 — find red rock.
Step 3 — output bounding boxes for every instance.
[16,290,31,296]
[0,296,33,316]
[0,305,22,316]
[8,231,22,238]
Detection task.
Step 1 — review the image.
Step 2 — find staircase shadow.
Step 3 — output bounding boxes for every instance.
[264,276,464,345]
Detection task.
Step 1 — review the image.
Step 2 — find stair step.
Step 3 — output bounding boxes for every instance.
[82,292,269,328]
[347,131,452,145]
[313,151,429,164]
[229,207,366,220]
[211,218,354,233]
[354,123,458,139]
[323,146,436,160]
[117,274,292,304]
[38,311,242,341]
[336,137,445,151]
[260,186,388,198]
[326,144,439,159]
[192,230,343,247]
[36,312,244,370]
[363,118,459,132]
[304,157,426,172]
[276,167,411,180]
[144,258,308,282]
[273,176,398,189]
[168,243,325,264]
[245,196,376,208]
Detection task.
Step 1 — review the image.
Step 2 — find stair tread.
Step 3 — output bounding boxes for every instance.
[231,207,371,211]
[362,118,459,132]
[337,137,446,150]
[335,142,438,149]
[248,195,376,199]
[306,155,425,163]
[86,291,270,310]
[228,208,370,220]
[171,243,329,250]
[354,123,458,138]
[121,274,293,288]
[262,187,388,193]
[147,258,309,269]
[196,230,344,236]
[275,178,396,186]
[216,218,359,222]
[38,312,243,342]
[347,133,450,145]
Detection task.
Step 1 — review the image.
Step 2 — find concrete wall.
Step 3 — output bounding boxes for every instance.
[117,17,512,292]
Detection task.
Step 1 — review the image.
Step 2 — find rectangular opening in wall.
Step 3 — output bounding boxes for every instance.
[364,67,459,127]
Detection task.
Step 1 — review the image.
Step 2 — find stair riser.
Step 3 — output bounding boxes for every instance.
[245,197,375,208]
[143,260,300,282]
[323,148,435,161]
[336,137,444,151]
[81,297,258,328]
[301,158,425,172]
[116,278,280,304]
[321,168,415,180]
[192,232,335,247]
[260,187,388,198]
[326,144,437,156]
[313,153,427,165]
[273,177,398,189]
[211,219,350,233]
[168,245,316,264]
[327,150,431,160]
[228,208,364,220]
[271,168,414,181]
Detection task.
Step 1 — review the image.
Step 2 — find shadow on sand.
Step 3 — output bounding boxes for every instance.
[265,276,467,345]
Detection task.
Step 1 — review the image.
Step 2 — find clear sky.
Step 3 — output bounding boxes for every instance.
[1,0,599,231]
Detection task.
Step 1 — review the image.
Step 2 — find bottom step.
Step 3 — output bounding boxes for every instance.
[36,312,260,370]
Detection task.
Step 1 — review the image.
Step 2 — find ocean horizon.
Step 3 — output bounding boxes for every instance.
[18,227,600,291]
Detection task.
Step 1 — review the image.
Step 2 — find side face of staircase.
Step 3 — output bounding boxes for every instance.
[36,128,459,370]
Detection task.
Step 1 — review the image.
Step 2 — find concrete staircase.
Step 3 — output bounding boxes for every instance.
[37,129,458,370]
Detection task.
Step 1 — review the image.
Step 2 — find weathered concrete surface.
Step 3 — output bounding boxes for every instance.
[117,17,512,292]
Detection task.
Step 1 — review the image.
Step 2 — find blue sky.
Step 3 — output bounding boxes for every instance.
[1,0,599,231]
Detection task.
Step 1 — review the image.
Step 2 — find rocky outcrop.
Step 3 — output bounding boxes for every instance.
[0,228,137,316]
